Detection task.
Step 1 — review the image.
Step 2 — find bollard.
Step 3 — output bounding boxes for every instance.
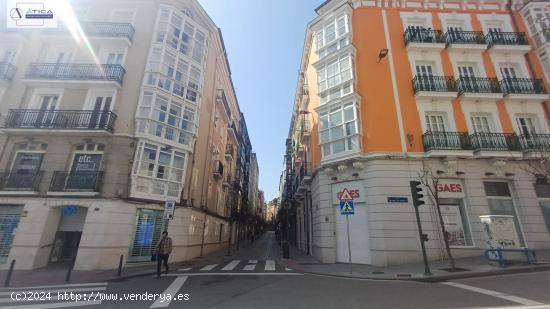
[4,260,15,287]
[65,257,77,283]
[117,255,124,277]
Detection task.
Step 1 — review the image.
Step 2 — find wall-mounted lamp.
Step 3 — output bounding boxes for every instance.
[378,48,389,63]
[406,133,414,147]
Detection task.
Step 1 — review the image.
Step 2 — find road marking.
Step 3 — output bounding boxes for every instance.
[442,282,544,306]
[0,301,101,309]
[221,260,240,271]
[265,260,275,271]
[249,260,258,264]
[200,264,218,271]
[0,282,107,291]
[178,267,191,271]
[285,268,292,271]
[166,273,302,277]
[243,264,256,271]
[0,287,106,296]
[150,276,188,308]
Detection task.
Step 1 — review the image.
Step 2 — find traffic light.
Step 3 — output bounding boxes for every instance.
[409,181,425,208]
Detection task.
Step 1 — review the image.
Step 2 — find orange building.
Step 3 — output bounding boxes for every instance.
[282,0,550,266]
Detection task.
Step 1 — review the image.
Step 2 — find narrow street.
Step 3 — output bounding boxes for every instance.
[2,232,550,309]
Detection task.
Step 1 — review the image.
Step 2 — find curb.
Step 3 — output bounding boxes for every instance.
[288,264,550,283]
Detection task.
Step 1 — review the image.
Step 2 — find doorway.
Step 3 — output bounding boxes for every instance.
[49,206,88,265]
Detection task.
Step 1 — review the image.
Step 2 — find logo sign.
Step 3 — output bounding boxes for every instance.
[332,181,365,204]
[164,201,175,220]
[7,0,58,28]
[387,197,409,203]
[339,200,354,215]
[62,205,77,216]
[437,180,465,198]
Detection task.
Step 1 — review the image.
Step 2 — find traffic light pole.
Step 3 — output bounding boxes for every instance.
[413,204,432,276]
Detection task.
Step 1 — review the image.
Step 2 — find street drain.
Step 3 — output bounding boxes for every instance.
[372,271,384,274]
[396,274,412,277]
[440,267,470,272]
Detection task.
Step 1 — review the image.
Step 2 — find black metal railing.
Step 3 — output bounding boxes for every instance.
[519,134,550,152]
[458,77,502,95]
[486,31,528,47]
[404,28,444,45]
[423,132,471,151]
[26,63,125,84]
[4,109,117,132]
[81,22,135,41]
[213,160,224,177]
[0,62,16,81]
[470,132,521,151]
[0,171,43,191]
[444,30,486,45]
[413,75,457,93]
[49,171,104,192]
[500,78,547,95]
[300,163,312,180]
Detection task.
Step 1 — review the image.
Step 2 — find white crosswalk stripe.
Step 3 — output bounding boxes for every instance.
[0,282,108,308]
[249,260,258,264]
[221,260,240,271]
[200,264,218,271]
[243,264,256,271]
[265,260,276,271]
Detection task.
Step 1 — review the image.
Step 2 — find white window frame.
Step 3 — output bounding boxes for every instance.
[319,102,361,158]
[424,112,448,132]
[515,114,540,135]
[100,47,128,66]
[314,13,349,53]
[470,113,494,133]
[132,141,186,184]
[83,89,117,110]
[30,88,64,109]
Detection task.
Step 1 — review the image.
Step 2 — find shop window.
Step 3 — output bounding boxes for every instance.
[439,198,473,247]
[484,182,525,246]
[534,183,550,234]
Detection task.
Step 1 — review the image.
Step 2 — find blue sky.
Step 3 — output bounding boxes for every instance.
[199,0,319,201]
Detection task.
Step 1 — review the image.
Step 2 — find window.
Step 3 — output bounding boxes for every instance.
[425,113,446,132]
[534,183,550,234]
[319,103,360,157]
[484,182,525,247]
[317,55,353,94]
[134,142,186,183]
[315,14,350,59]
[439,198,473,247]
[471,114,492,133]
[516,116,538,135]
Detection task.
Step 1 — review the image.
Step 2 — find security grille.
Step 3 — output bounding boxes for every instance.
[128,209,164,262]
[0,205,23,263]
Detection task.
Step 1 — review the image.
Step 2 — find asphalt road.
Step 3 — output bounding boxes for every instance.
[2,233,549,309]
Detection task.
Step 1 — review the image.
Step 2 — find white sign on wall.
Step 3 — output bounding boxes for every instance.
[480,215,521,249]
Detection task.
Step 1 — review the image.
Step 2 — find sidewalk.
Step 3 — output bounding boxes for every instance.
[281,245,550,282]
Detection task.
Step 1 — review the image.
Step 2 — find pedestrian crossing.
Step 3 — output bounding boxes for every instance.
[0,282,108,308]
[177,260,295,274]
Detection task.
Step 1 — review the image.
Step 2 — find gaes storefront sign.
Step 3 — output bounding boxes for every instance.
[332,181,365,204]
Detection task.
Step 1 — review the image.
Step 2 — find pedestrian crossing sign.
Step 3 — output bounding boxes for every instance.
[340,200,354,215]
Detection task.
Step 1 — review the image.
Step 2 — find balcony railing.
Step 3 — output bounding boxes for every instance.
[26,63,125,84]
[300,163,312,180]
[423,132,471,151]
[225,144,234,159]
[213,160,224,178]
[486,31,528,47]
[470,132,521,151]
[4,109,117,132]
[519,134,550,152]
[0,171,43,191]
[81,22,135,41]
[413,75,457,93]
[0,62,16,81]
[404,28,444,45]
[458,77,502,95]
[444,30,486,45]
[500,78,547,95]
[49,171,104,192]
[216,89,232,119]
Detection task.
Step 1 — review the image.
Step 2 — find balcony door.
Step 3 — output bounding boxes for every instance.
[407,24,432,42]
[500,66,528,93]
[67,153,103,190]
[425,113,452,148]
[36,95,59,127]
[471,115,492,133]
[458,65,477,92]
[6,152,44,190]
[416,63,435,91]
[447,26,464,42]
[88,95,112,129]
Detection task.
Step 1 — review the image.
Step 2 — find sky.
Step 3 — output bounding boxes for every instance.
[199,0,320,201]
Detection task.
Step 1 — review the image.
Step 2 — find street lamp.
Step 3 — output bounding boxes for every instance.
[377,48,389,63]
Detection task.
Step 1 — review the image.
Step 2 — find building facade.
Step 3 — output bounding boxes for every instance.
[282,0,550,267]
[0,0,255,270]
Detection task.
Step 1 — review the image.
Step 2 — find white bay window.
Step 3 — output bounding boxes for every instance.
[315,14,350,59]
[317,54,353,96]
[319,103,360,157]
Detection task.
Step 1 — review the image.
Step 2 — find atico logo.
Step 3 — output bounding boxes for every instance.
[9,8,23,20]
[6,0,58,28]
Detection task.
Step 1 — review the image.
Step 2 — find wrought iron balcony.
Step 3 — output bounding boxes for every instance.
[4,109,117,132]
[0,62,16,81]
[413,75,457,93]
[213,160,224,178]
[519,134,550,152]
[26,63,125,84]
[0,171,43,191]
[486,32,529,47]
[404,28,444,45]
[444,30,486,45]
[225,144,234,160]
[81,22,135,41]
[457,77,502,95]
[470,132,521,151]
[500,78,547,95]
[423,132,471,151]
[49,171,104,192]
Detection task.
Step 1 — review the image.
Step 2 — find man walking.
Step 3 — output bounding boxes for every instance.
[155,231,172,278]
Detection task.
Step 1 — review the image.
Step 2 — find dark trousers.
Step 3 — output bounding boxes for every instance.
[156,254,169,277]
